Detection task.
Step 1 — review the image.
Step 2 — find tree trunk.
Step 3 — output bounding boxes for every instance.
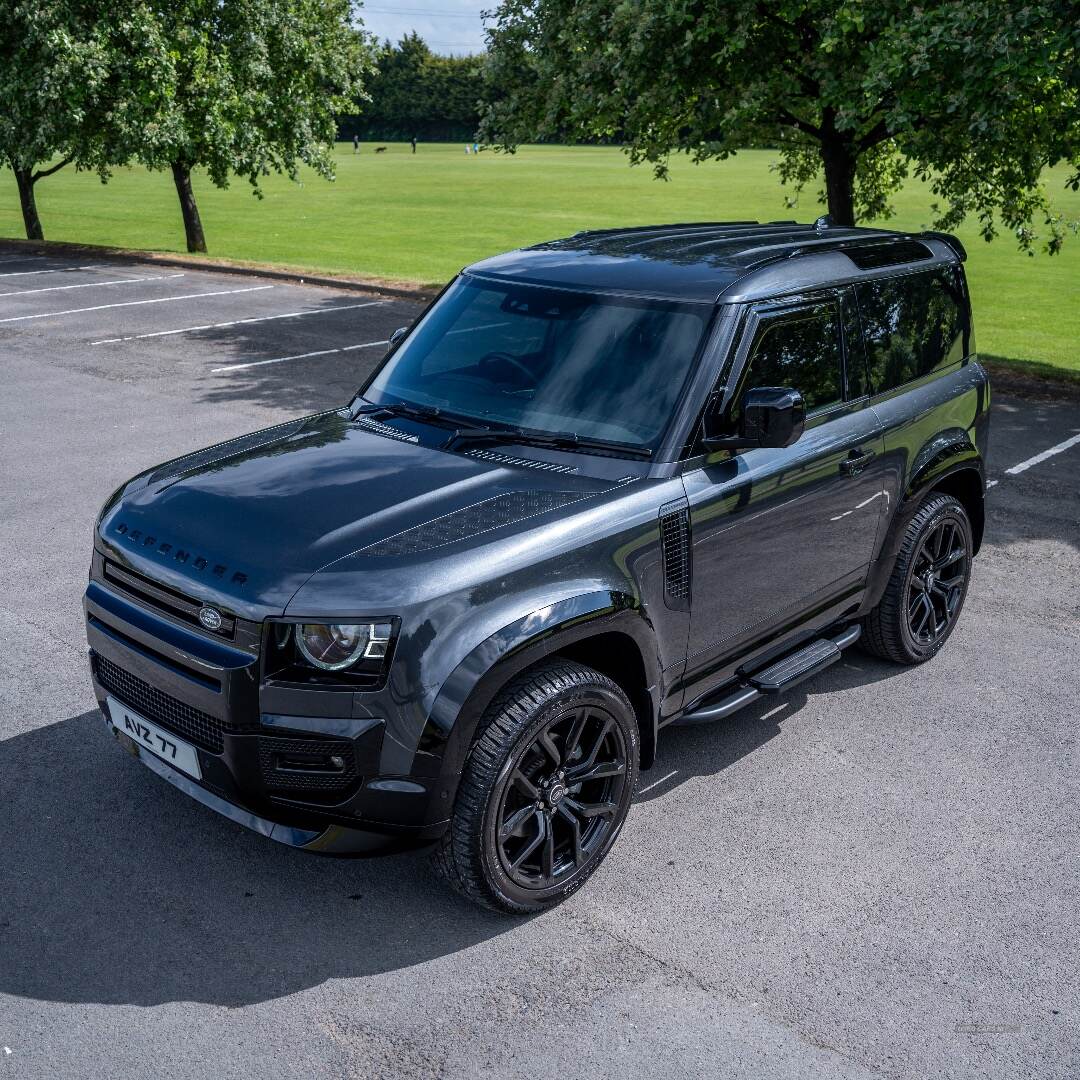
[12,164,44,241]
[820,142,857,226]
[171,161,207,253]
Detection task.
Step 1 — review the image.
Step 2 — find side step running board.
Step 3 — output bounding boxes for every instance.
[674,625,861,726]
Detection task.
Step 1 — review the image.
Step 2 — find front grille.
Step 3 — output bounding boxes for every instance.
[96,654,226,753]
[103,560,235,639]
[258,736,358,793]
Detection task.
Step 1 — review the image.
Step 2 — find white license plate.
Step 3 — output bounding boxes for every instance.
[107,695,202,780]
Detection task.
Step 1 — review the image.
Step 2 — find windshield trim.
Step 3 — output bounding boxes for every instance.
[463,270,719,307]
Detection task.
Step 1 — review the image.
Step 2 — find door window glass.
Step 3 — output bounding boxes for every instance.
[856,269,967,393]
[743,306,843,412]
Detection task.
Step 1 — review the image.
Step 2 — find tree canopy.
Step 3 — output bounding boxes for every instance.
[482,0,1080,251]
[0,0,368,250]
[141,0,370,251]
[0,0,171,240]
[340,33,485,143]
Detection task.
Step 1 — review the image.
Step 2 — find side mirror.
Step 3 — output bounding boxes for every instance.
[703,386,805,451]
[389,326,408,347]
[741,386,805,448]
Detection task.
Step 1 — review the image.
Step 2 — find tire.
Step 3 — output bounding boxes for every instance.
[432,659,639,915]
[861,493,973,665]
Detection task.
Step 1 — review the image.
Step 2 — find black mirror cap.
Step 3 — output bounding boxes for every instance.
[742,386,805,448]
[389,326,408,346]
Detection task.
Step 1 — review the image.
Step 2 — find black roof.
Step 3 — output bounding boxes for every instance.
[465,221,964,304]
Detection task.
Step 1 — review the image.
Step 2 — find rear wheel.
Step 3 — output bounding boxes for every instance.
[862,493,973,664]
[433,660,638,914]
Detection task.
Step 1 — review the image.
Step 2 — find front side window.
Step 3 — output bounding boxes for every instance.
[740,304,843,413]
[362,276,711,450]
[856,269,967,394]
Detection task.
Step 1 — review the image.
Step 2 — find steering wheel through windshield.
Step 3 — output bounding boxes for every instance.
[478,351,536,388]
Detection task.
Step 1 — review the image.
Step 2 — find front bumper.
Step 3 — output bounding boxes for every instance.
[107,714,440,854]
[85,573,449,854]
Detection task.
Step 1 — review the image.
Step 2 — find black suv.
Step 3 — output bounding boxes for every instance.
[85,221,989,913]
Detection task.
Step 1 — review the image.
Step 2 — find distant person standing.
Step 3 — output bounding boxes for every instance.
[411,135,417,154]
[352,134,359,154]
[464,143,471,154]
[473,142,479,155]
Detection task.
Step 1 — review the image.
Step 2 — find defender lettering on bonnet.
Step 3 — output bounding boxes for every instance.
[87,220,988,915]
[113,522,248,585]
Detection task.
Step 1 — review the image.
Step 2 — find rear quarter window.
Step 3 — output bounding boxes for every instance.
[855,268,969,394]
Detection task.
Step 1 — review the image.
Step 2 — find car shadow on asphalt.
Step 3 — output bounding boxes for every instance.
[0,710,511,1009]
[633,652,900,805]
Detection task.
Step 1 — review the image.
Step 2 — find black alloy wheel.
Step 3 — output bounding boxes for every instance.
[862,492,973,665]
[433,660,639,914]
[906,515,968,646]
[495,704,629,891]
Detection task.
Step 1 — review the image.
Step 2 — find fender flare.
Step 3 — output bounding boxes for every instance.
[415,590,663,822]
[862,432,984,613]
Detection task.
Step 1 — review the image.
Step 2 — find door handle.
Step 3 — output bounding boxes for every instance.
[840,449,875,477]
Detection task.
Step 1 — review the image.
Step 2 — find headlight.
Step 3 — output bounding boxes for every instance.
[296,623,392,671]
[264,619,397,685]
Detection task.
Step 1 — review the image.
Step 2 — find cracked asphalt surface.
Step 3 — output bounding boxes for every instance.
[0,250,1077,1079]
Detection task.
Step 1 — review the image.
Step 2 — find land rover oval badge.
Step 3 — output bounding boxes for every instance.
[198,606,223,631]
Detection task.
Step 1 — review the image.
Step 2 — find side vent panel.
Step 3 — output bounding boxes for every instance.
[659,501,692,611]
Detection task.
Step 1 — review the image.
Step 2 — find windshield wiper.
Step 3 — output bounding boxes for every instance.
[354,402,650,458]
[352,400,465,430]
[442,425,651,459]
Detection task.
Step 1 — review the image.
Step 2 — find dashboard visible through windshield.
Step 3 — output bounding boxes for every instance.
[361,276,711,451]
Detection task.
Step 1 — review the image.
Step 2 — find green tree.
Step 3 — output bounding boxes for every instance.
[141,0,370,252]
[483,0,1080,251]
[349,33,485,142]
[0,0,170,240]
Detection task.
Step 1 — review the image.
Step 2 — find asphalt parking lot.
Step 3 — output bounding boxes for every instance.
[0,248,1077,1080]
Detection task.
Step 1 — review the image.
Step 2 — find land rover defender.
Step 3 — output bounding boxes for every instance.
[85,220,989,912]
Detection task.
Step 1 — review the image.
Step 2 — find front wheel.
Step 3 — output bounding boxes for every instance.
[861,493,973,665]
[433,660,639,914]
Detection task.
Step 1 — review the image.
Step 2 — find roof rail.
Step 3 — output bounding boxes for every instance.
[569,220,761,239]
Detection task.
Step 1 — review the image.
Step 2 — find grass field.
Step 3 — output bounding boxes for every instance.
[2,144,1077,374]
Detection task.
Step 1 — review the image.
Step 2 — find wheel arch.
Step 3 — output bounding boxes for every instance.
[861,440,985,616]
[901,431,985,552]
[926,467,984,555]
[552,631,656,770]
[418,592,664,822]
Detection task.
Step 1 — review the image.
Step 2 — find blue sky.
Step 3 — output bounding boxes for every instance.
[359,2,490,55]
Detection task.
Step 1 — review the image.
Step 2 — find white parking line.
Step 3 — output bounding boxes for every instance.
[0,272,184,298]
[211,338,389,372]
[92,300,386,346]
[637,769,678,795]
[1004,433,1080,476]
[0,262,109,278]
[0,284,273,325]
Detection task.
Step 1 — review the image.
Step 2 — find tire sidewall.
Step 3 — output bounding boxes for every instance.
[480,681,639,913]
[898,499,973,661]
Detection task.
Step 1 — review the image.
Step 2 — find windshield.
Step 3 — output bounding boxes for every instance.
[361,276,711,450]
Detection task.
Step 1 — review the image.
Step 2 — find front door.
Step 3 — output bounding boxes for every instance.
[681,291,885,697]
